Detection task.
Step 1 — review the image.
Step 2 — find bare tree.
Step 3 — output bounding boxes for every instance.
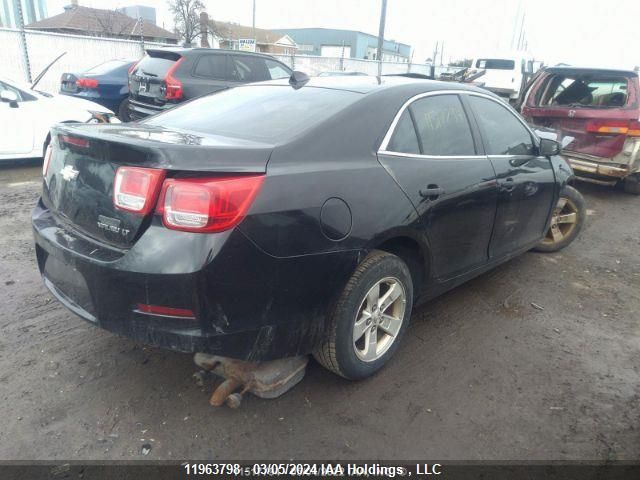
[168,0,205,46]
[92,9,133,38]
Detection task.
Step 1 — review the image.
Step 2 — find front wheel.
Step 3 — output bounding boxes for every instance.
[533,185,585,253]
[313,250,413,380]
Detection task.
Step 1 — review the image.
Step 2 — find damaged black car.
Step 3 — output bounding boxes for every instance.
[32,76,584,380]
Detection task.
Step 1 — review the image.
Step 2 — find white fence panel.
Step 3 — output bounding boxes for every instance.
[0,28,28,84]
[2,28,174,94]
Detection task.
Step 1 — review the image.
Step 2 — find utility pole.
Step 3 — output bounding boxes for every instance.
[432,41,438,64]
[376,0,387,77]
[252,0,256,45]
[440,40,444,66]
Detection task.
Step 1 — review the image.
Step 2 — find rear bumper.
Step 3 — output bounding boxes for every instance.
[59,91,123,113]
[565,154,634,184]
[32,201,360,360]
[128,99,175,120]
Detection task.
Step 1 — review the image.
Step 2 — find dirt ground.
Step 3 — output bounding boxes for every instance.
[0,162,638,461]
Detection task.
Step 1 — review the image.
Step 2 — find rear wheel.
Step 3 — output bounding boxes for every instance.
[117,99,131,122]
[533,185,585,253]
[313,250,413,380]
[623,174,640,195]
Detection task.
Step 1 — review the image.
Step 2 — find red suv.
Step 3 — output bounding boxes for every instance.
[521,67,640,194]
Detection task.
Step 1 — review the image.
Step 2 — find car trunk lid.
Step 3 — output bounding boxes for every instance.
[42,123,273,249]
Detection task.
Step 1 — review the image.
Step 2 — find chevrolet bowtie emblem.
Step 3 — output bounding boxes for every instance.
[60,165,79,181]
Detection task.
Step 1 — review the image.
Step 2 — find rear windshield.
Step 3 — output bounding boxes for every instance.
[476,59,515,70]
[538,74,630,108]
[144,85,361,141]
[86,60,131,75]
[134,53,179,78]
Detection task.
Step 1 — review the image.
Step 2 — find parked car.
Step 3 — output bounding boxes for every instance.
[0,76,116,161]
[466,50,542,103]
[521,66,640,194]
[128,47,293,120]
[33,77,584,380]
[60,59,137,122]
[317,71,368,77]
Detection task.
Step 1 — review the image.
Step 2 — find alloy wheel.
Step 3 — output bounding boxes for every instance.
[542,196,579,246]
[353,277,406,362]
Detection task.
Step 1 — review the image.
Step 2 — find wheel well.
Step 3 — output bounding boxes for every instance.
[375,237,427,296]
[43,133,51,157]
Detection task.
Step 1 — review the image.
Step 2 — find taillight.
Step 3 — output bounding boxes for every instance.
[586,120,637,135]
[113,167,165,215]
[59,134,90,148]
[43,144,53,177]
[164,58,184,100]
[76,78,99,89]
[157,175,264,233]
[128,60,140,75]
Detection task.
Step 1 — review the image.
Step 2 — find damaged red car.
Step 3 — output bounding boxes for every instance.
[521,66,640,194]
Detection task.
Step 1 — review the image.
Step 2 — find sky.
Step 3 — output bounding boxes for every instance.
[46,0,640,69]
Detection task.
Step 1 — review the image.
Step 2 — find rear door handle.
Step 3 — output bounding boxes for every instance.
[419,185,445,200]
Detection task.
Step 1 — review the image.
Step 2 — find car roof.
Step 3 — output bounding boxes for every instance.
[543,66,638,77]
[256,75,493,95]
[145,46,284,60]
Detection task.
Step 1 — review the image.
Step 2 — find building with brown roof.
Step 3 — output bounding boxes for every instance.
[25,4,177,44]
[207,19,297,55]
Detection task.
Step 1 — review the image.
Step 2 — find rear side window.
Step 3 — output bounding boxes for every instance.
[229,56,270,82]
[388,111,420,154]
[468,95,534,156]
[86,60,130,75]
[194,54,227,80]
[134,54,179,78]
[266,59,291,80]
[409,94,476,156]
[145,85,360,142]
[476,59,515,70]
[539,74,630,108]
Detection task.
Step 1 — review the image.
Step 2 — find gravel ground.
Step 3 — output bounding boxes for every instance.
[0,162,638,461]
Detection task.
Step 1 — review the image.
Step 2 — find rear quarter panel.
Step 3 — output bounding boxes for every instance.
[238,89,423,259]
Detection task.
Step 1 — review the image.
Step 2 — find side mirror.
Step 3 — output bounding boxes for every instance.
[0,90,19,108]
[538,138,560,157]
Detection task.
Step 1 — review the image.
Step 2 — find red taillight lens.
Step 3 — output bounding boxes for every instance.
[128,60,140,75]
[586,120,632,135]
[43,144,53,177]
[59,134,90,148]
[136,303,195,319]
[113,167,165,215]
[76,78,99,89]
[629,120,640,137]
[157,175,264,233]
[164,58,184,100]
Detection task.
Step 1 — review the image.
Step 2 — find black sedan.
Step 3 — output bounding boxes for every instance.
[33,76,585,380]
